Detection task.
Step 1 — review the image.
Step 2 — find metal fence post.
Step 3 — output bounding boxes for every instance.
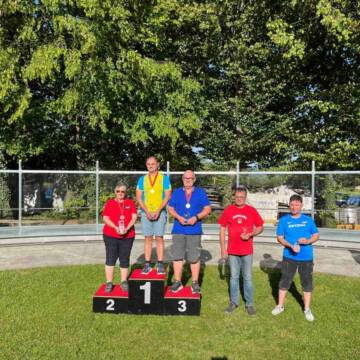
[166,161,170,177]
[166,161,170,231]
[236,161,240,187]
[96,161,99,232]
[311,160,315,219]
[18,159,22,230]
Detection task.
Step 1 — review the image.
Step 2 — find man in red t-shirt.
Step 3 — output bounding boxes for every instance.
[218,186,264,315]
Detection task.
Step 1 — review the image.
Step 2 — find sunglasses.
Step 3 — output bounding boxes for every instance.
[116,190,126,193]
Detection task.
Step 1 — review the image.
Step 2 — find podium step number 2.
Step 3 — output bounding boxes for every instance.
[92,284,129,314]
[93,267,201,316]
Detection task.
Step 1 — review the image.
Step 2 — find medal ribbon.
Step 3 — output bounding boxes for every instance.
[116,200,125,218]
[184,188,193,205]
[148,171,158,190]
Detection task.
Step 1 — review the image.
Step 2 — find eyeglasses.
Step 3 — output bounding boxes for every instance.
[183,177,195,180]
[116,190,126,193]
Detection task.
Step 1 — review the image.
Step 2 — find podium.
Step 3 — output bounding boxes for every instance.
[128,269,166,314]
[163,286,201,316]
[93,267,201,316]
[92,284,128,314]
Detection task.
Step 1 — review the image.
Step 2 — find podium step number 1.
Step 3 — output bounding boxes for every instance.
[128,269,165,314]
[93,268,201,316]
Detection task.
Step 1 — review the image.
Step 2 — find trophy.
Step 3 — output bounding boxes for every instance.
[119,216,125,234]
[240,226,250,240]
[293,241,300,253]
[184,211,191,225]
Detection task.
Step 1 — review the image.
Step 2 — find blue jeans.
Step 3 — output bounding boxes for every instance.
[228,254,254,307]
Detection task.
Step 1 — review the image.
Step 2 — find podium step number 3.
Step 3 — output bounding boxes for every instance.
[93,268,201,316]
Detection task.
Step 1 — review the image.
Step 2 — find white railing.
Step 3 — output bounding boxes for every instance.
[1,160,360,229]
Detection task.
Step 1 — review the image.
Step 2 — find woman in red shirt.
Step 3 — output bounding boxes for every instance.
[102,183,137,293]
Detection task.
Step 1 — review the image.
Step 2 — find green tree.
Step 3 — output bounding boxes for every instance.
[1,1,359,172]
[197,0,360,170]
[0,1,204,170]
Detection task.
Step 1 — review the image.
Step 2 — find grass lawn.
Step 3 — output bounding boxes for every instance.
[1,264,359,359]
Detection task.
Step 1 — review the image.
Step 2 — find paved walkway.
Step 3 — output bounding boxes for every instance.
[1,238,359,277]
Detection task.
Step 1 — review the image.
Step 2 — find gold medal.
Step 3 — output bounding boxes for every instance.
[148,172,158,195]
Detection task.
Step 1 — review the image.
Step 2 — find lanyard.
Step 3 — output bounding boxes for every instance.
[116,200,125,219]
[184,187,194,204]
[148,171,158,189]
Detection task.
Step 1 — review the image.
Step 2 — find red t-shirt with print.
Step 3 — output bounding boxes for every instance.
[102,198,137,239]
[218,204,264,256]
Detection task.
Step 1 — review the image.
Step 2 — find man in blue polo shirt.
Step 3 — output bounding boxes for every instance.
[272,194,320,321]
[168,170,212,294]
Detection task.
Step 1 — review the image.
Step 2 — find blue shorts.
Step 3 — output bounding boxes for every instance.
[141,210,167,237]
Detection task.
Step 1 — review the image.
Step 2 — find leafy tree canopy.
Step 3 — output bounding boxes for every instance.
[1,0,359,170]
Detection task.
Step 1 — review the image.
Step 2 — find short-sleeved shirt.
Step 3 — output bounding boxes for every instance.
[276,213,319,261]
[136,172,171,212]
[169,187,210,235]
[218,204,264,256]
[102,198,137,239]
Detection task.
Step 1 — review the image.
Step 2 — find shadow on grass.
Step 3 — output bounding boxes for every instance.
[259,253,304,309]
[216,258,248,304]
[217,259,231,301]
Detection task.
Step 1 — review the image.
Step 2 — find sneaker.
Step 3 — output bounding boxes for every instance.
[141,263,152,274]
[156,262,165,275]
[191,281,201,294]
[104,282,113,293]
[170,280,183,293]
[246,306,256,316]
[304,309,314,322]
[224,302,238,313]
[120,281,128,292]
[271,305,284,316]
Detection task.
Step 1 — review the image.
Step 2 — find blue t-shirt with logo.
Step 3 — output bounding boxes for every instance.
[276,213,319,261]
[169,187,210,235]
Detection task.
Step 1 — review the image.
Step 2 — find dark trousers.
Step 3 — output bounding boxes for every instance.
[103,234,134,268]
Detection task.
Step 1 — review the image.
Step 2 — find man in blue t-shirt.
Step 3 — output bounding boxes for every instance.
[271,194,320,322]
[168,170,211,294]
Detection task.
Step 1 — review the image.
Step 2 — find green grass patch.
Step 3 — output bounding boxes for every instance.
[1,265,359,359]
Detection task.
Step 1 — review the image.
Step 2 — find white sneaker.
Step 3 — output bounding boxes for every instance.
[271,305,284,316]
[304,309,314,322]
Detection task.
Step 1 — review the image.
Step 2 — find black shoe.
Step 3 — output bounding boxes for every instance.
[224,302,238,313]
[191,281,201,294]
[105,282,113,293]
[246,306,256,316]
[141,263,152,274]
[120,281,128,292]
[156,262,165,275]
[170,281,183,293]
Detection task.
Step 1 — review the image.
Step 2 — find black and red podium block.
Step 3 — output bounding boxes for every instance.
[163,286,201,316]
[93,267,201,316]
[92,284,129,314]
[128,269,166,315]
